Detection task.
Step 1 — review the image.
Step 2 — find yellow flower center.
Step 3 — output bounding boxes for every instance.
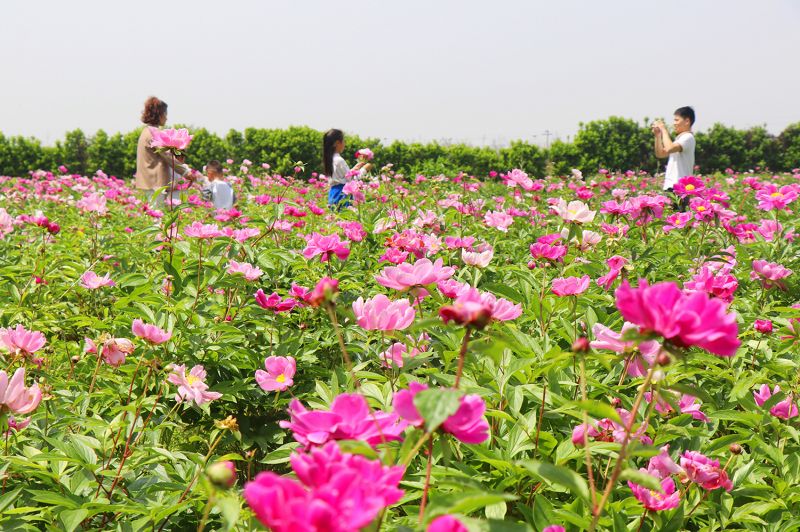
[276,374,286,383]
[771,192,783,198]
[685,184,695,191]
[187,375,200,386]
[696,206,706,212]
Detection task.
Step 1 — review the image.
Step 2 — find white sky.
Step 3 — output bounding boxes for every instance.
[2,0,799,146]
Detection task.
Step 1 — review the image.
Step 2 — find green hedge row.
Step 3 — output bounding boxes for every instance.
[1,118,798,179]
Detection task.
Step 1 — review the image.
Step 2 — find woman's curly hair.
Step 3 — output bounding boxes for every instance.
[141,96,168,126]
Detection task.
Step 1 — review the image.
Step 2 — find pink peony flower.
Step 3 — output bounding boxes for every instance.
[680,451,733,491]
[615,280,740,357]
[308,277,339,307]
[750,260,792,290]
[76,193,109,215]
[551,275,590,296]
[628,471,681,511]
[352,294,416,331]
[131,319,172,345]
[256,356,296,392]
[0,367,42,414]
[572,408,651,446]
[149,127,193,151]
[590,322,660,378]
[243,441,403,532]
[529,242,568,265]
[755,184,798,211]
[102,337,135,367]
[439,287,521,328]
[375,258,455,291]
[543,527,566,532]
[183,221,223,239]
[672,176,705,197]
[753,384,798,419]
[428,515,469,532]
[80,270,115,290]
[0,324,46,357]
[227,260,263,281]
[166,364,222,405]
[302,233,350,262]
[279,394,407,448]
[393,382,490,444]
[484,210,514,232]
[596,255,628,290]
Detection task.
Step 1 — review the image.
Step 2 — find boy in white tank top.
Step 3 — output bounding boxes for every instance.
[653,106,696,192]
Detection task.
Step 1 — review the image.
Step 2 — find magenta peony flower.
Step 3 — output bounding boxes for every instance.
[628,470,681,511]
[227,260,263,281]
[680,451,733,491]
[166,364,222,406]
[102,337,135,367]
[131,319,172,345]
[754,319,773,334]
[648,445,683,479]
[0,367,42,414]
[183,221,223,239]
[0,324,46,357]
[256,356,296,392]
[572,408,651,446]
[428,515,469,532]
[149,127,193,151]
[308,277,339,307]
[615,280,740,357]
[750,260,792,290]
[244,442,404,532]
[596,255,628,290]
[551,275,591,296]
[645,391,709,422]
[375,258,455,291]
[254,289,297,313]
[393,382,490,444]
[753,384,799,419]
[672,176,705,197]
[352,294,416,331]
[302,232,350,262]
[529,242,568,265]
[80,270,115,290]
[755,184,798,211]
[279,394,407,449]
[543,527,566,532]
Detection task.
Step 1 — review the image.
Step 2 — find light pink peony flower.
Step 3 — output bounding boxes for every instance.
[279,394,407,448]
[483,210,514,232]
[0,367,42,414]
[256,356,296,392]
[439,287,521,328]
[461,246,493,268]
[149,127,193,151]
[131,319,172,345]
[167,364,222,405]
[80,271,115,290]
[76,193,109,215]
[551,275,590,296]
[102,338,135,367]
[551,198,595,223]
[0,325,46,357]
[352,294,416,331]
[227,260,263,281]
[590,322,660,378]
[375,258,455,291]
[615,280,740,357]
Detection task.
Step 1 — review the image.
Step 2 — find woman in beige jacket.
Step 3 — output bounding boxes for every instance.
[135,97,190,202]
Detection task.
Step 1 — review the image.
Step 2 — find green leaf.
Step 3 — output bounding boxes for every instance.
[518,459,590,503]
[413,388,462,432]
[619,468,663,491]
[216,496,241,531]
[59,508,88,532]
[485,501,507,520]
[570,400,623,424]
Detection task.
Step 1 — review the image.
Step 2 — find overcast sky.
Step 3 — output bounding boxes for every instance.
[2,0,799,146]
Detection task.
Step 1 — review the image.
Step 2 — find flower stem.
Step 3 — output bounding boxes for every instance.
[418,437,434,524]
[453,328,472,388]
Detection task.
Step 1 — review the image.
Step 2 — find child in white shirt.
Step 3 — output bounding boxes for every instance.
[201,160,235,209]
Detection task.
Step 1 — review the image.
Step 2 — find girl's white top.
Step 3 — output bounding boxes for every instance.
[330,153,351,186]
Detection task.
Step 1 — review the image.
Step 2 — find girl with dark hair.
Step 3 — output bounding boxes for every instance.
[323,129,370,207]
[135,96,191,202]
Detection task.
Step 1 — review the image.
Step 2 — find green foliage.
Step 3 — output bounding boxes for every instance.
[573,116,653,173]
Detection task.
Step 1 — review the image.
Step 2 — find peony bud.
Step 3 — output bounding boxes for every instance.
[729,443,742,455]
[207,460,236,488]
[572,337,590,353]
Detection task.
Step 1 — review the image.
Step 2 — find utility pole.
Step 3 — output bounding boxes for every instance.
[543,130,552,149]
